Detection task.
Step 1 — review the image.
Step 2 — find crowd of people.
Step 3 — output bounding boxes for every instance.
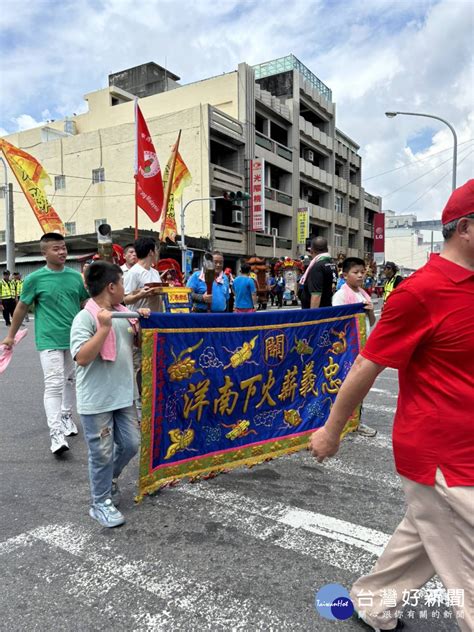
[0,234,408,513]
[1,180,472,630]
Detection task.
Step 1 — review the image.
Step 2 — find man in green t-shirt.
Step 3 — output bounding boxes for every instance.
[2,233,89,455]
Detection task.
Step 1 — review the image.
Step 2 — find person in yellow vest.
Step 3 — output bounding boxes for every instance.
[382,261,403,304]
[0,270,16,326]
[12,272,29,322]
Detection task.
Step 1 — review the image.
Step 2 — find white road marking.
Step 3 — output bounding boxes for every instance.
[0,532,32,555]
[369,387,398,398]
[375,373,399,382]
[177,484,390,556]
[349,432,393,450]
[2,523,291,631]
[363,403,397,415]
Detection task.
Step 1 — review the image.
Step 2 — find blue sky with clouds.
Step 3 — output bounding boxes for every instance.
[0,0,472,219]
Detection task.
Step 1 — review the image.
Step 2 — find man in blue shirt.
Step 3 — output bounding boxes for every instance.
[233,264,257,312]
[187,252,229,312]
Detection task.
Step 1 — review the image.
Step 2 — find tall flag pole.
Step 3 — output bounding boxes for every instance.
[158,129,181,238]
[160,132,192,242]
[0,139,65,234]
[135,103,164,236]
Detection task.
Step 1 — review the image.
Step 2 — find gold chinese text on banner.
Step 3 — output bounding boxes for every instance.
[137,304,367,500]
[0,139,65,234]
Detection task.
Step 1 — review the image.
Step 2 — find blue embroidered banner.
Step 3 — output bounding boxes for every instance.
[138,304,366,499]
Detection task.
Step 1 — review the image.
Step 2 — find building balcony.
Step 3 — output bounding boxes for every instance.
[213,223,246,255]
[335,214,348,228]
[347,248,359,258]
[299,116,333,151]
[210,163,244,192]
[254,83,292,121]
[265,187,292,205]
[334,175,348,194]
[263,187,293,217]
[364,192,381,212]
[348,216,360,231]
[255,132,293,162]
[335,140,348,160]
[299,157,333,188]
[349,183,360,200]
[300,79,335,116]
[209,106,244,143]
[301,200,333,224]
[349,151,361,168]
[255,232,292,251]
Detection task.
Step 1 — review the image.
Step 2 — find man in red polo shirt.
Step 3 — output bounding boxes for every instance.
[309,180,474,632]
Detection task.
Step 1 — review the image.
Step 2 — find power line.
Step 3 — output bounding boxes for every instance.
[401,149,474,212]
[65,182,94,224]
[382,143,473,199]
[49,172,134,186]
[363,138,472,182]
[9,188,133,198]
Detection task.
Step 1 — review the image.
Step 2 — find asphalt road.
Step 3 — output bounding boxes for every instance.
[0,307,460,632]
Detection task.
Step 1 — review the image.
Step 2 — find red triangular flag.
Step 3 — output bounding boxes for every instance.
[135,104,164,222]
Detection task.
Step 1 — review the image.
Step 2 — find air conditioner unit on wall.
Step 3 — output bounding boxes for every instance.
[271,227,279,237]
[306,150,314,162]
[232,209,243,225]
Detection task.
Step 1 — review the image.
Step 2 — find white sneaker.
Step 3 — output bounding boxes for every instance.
[61,413,78,437]
[89,499,125,528]
[357,423,378,437]
[50,431,69,454]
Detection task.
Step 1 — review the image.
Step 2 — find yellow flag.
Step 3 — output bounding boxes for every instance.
[0,139,65,234]
[160,146,192,243]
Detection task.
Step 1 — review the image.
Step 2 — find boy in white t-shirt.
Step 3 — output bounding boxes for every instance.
[332,257,377,437]
[332,257,376,329]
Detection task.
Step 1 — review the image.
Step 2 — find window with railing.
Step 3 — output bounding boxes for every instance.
[334,230,344,249]
[335,195,344,213]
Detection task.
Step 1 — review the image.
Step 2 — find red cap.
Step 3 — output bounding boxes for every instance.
[441,179,474,225]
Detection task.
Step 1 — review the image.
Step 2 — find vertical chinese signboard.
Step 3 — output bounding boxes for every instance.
[373,212,385,264]
[297,207,309,245]
[250,159,265,232]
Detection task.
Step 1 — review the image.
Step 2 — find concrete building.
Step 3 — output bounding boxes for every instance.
[1,56,381,272]
[384,211,443,272]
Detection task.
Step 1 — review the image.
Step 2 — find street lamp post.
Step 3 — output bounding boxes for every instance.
[179,196,224,278]
[0,156,15,273]
[385,111,458,191]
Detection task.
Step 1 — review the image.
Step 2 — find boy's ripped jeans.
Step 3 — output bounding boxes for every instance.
[80,405,140,504]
